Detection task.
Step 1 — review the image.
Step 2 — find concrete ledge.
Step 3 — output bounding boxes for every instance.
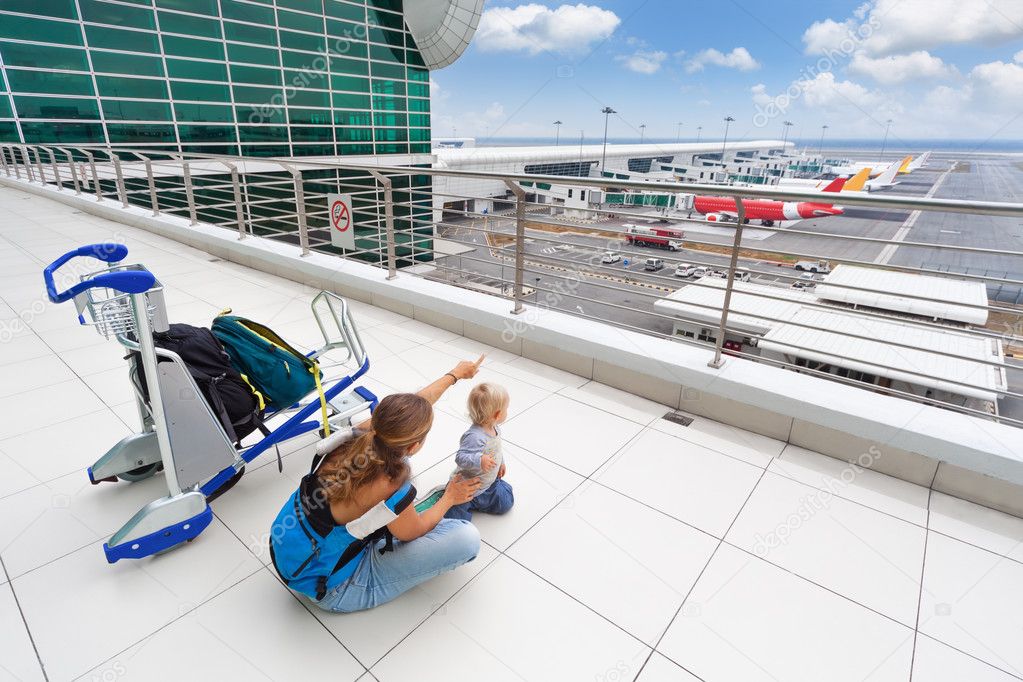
[7,176,1023,517]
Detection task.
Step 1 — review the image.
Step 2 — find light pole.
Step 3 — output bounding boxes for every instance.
[696,125,702,143]
[818,124,829,161]
[676,122,684,143]
[640,124,646,143]
[721,116,735,168]
[879,119,893,164]
[781,121,794,176]
[600,106,616,175]
[554,120,563,146]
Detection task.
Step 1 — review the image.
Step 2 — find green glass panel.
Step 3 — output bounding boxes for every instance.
[336,126,372,141]
[158,11,221,39]
[221,1,274,23]
[14,95,98,119]
[409,126,429,141]
[407,82,428,97]
[368,0,400,12]
[369,42,401,63]
[280,49,319,69]
[233,85,281,104]
[231,64,282,86]
[287,107,331,124]
[182,143,238,155]
[238,125,288,142]
[0,0,77,18]
[333,110,370,125]
[163,35,223,60]
[0,42,88,70]
[91,51,164,76]
[371,78,404,95]
[223,21,275,45]
[21,121,104,143]
[367,25,403,49]
[405,49,425,68]
[0,98,10,118]
[290,126,332,142]
[366,7,403,29]
[292,143,333,157]
[337,143,373,155]
[166,58,228,82]
[370,61,403,79]
[373,112,406,127]
[0,121,18,141]
[277,9,322,34]
[80,0,154,28]
[374,142,407,154]
[102,99,172,121]
[283,68,330,90]
[175,102,234,122]
[96,75,168,99]
[278,0,321,13]
[326,18,361,38]
[407,67,428,82]
[170,80,229,102]
[177,124,236,143]
[5,69,93,95]
[228,44,279,66]
[337,40,367,59]
[325,2,364,22]
[374,126,406,141]
[0,15,83,45]
[279,31,324,53]
[241,143,290,157]
[331,75,368,92]
[407,97,428,112]
[107,123,175,143]
[372,95,404,111]
[236,103,284,125]
[86,25,160,53]
[409,113,429,128]
[289,88,329,108]
[333,91,369,109]
[330,55,368,76]
[155,0,218,16]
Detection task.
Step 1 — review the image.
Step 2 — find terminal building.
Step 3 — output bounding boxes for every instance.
[654,265,1006,413]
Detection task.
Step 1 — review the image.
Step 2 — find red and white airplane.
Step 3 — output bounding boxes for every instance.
[694,177,846,226]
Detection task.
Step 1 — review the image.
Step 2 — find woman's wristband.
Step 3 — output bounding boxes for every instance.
[445,372,458,385]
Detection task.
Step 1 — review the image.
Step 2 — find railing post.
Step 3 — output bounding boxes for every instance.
[218,160,245,239]
[0,145,9,177]
[56,148,80,194]
[33,146,45,185]
[708,196,747,369]
[503,179,527,314]
[83,150,102,201]
[20,146,34,182]
[181,160,198,225]
[10,145,21,179]
[278,163,310,256]
[112,155,128,208]
[369,170,398,279]
[143,156,158,215]
[46,148,62,191]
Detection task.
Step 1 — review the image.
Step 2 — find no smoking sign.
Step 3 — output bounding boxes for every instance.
[328,193,355,249]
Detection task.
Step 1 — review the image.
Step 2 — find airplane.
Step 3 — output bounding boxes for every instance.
[831,155,914,177]
[838,162,901,192]
[908,151,931,171]
[694,177,845,227]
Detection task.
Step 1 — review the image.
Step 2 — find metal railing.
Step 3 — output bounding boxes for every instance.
[4,143,1023,427]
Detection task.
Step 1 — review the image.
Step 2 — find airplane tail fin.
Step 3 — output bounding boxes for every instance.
[910,152,931,170]
[844,167,871,192]
[874,160,901,187]
[898,155,913,174]
[821,177,846,193]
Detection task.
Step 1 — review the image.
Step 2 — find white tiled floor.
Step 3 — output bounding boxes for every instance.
[2,185,1023,681]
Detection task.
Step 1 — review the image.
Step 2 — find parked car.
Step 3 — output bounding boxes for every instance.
[709,270,728,279]
[692,266,709,278]
[644,258,665,272]
[794,259,831,274]
[601,251,622,264]
[791,272,819,289]
[674,263,697,277]
[735,270,751,282]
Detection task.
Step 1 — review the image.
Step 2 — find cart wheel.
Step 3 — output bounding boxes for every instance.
[118,462,162,482]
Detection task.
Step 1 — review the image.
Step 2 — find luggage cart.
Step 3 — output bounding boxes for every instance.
[44,243,376,563]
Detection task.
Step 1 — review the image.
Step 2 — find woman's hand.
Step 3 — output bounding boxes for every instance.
[444,474,482,505]
[450,355,485,381]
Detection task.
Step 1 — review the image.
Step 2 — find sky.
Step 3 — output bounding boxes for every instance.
[429,0,1023,147]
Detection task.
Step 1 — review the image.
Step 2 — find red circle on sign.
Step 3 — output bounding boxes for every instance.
[331,200,351,233]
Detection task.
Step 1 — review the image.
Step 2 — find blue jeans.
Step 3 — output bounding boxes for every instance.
[445,479,514,521]
[316,518,480,613]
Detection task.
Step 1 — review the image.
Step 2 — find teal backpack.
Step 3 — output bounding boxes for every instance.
[211,314,323,413]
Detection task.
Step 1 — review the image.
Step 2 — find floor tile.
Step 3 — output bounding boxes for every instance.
[0,379,107,440]
[80,569,365,682]
[912,634,1021,681]
[658,544,914,682]
[0,447,39,500]
[652,413,784,468]
[726,471,926,626]
[558,381,670,426]
[14,519,261,681]
[596,429,763,538]
[426,335,519,366]
[80,365,135,406]
[0,582,45,682]
[502,394,644,477]
[488,355,588,392]
[770,445,930,526]
[928,492,1023,564]
[919,532,1023,677]
[0,334,52,367]
[308,543,500,668]
[372,556,650,682]
[636,653,701,682]
[509,482,717,645]
[412,443,584,551]
[0,354,75,399]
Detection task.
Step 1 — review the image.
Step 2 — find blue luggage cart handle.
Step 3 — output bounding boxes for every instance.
[43,243,154,304]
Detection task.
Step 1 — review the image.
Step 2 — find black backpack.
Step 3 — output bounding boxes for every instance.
[133,323,267,446]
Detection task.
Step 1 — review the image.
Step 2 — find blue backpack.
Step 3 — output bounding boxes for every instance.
[268,453,416,601]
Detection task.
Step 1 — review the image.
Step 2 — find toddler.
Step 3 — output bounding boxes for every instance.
[445,383,514,521]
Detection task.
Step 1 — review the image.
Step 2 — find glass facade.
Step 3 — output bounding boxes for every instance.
[0,0,432,157]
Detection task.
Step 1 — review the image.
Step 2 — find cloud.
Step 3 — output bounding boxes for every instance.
[616,49,668,74]
[848,50,956,85]
[802,18,859,55]
[751,83,772,106]
[1016,50,1023,64]
[475,3,621,56]
[797,72,885,109]
[685,47,759,73]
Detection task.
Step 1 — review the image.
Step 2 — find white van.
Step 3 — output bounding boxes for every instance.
[644,258,665,272]
[674,263,697,277]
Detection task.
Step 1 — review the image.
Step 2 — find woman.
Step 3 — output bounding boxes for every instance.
[268,356,485,612]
